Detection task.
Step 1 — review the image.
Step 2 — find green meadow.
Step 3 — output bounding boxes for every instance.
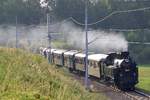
[136,65,150,93]
[0,48,106,100]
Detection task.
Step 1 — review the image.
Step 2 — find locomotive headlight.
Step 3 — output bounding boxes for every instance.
[125,69,130,72]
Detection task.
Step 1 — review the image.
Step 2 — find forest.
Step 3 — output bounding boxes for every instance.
[0,0,150,64]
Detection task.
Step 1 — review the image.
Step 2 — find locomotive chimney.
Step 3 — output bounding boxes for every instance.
[121,51,129,59]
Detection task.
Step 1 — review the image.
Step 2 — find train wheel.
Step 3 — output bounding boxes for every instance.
[118,84,135,91]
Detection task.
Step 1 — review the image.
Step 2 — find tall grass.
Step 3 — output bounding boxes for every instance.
[136,65,150,93]
[0,48,106,100]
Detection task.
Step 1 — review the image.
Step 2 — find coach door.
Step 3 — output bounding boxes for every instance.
[100,61,105,79]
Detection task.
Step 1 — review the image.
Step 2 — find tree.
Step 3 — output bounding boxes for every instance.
[0,0,43,24]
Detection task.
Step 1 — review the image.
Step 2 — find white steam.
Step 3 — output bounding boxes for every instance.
[0,25,48,52]
[59,22,128,53]
[0,21,128,54]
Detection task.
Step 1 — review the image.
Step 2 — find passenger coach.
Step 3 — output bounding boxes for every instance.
[52,49,67,66]
[64,50,78,71]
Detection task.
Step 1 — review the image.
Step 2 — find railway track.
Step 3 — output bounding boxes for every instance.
[123,90,150,100]
[72,71,150,100]
[101,81,150,100]
[101,83,150,100]
[124,90,150,100]
[108,83,150,100]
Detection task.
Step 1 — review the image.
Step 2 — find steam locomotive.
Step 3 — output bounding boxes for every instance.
[40,47,138,90]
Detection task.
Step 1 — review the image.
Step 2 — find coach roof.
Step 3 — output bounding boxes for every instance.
[64,50,78,56]
[88,54,108,61]
[45,48,56,52]
[75,53,86,58]
[53,49,67,54]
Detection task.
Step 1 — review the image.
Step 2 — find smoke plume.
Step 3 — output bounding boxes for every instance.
[0,21,128,54]
[0,25,48,52]
[59,22,128,53]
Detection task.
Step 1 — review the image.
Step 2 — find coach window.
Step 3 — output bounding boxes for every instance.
[54,54,56,58]
[92,62,94,67]
[96,62,98,68]
[80,59,82,64]
[82,59,84,64]
[91,61,93,67]
[66,57,69,61]
[89,61,91,67]
[77,59,79,63]
[76,58,78,63]
[94,62,96,68]
[78,59,80,64]
[58,55,60,59]
[92,61,94,67]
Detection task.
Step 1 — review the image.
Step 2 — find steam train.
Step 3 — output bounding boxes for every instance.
[40,47,138,91]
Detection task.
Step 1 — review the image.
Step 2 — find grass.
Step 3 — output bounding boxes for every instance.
[0,48,107,100]
[136,65,150,93]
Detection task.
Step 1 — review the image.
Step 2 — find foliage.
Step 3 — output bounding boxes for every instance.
[0,0,43,24]
[51,0,150,29]
[0,48,106,100]
[1,0,150,28]
[126,30,150,64]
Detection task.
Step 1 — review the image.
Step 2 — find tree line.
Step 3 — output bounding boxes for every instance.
[1,0,150,28]
[0,0,43,24]
[0,0,150,64]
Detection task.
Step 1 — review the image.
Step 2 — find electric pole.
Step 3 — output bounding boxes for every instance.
[47,13,52,63]
[16,16,18,48]
[85,0,89,90]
